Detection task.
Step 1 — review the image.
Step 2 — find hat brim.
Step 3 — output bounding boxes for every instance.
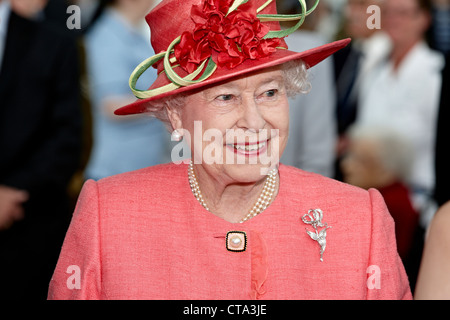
[115,38,351,116]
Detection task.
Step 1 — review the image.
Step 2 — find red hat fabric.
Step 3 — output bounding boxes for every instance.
[115,0,351,116]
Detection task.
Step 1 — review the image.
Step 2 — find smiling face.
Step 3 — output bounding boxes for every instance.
[168,65,290,185]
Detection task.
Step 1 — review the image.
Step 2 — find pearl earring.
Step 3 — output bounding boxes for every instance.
[172,129,182,141]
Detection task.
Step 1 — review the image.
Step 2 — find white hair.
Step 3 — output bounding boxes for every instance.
[142,59,311,129]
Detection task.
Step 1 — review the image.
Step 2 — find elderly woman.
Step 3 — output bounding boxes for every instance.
[48,0,411,300]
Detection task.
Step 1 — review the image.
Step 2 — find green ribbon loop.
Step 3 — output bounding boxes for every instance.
[129,51,166,99]
[258,0,320,39]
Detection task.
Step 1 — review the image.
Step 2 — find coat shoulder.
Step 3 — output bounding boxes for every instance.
[96,162,185,189]
[279,164,368,199]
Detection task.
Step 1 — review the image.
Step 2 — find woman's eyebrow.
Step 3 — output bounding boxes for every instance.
[202,74,285,96]
[257,75,284,86]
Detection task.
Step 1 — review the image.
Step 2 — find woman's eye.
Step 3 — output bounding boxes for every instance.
[216,94,234,101]
[264,89,277,98]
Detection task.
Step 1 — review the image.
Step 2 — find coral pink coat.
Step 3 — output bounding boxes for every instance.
[48,163,412,300]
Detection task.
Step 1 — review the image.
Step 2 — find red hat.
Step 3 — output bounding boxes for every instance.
[115,0,351,116]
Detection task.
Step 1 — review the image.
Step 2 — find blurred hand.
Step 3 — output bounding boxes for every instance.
[0,185,29,230]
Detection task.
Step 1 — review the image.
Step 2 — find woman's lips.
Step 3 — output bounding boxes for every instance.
[226,140,269,156]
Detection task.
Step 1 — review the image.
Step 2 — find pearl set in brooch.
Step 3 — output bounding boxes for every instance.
[188,161,278,223]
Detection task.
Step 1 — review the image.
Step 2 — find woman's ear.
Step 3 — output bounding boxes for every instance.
[166,105,183,132]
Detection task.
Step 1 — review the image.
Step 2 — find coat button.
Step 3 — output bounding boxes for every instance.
[226,231,247,252]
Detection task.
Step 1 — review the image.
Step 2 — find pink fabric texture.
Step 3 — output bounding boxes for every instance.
[48,163,412,300]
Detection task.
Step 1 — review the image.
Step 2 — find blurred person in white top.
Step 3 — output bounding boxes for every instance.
[357,0,445,228]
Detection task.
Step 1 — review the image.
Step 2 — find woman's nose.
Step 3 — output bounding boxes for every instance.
[236,96,266,131]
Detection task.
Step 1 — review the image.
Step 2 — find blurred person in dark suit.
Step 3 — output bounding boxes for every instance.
[0,0,82,299]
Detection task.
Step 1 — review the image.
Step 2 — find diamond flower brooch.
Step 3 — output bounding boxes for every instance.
[302,209,331,262]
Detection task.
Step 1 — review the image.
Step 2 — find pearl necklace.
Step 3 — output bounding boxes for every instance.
[188,161,278,223]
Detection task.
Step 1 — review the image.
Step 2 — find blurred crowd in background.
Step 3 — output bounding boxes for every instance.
[0,0,449,299]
